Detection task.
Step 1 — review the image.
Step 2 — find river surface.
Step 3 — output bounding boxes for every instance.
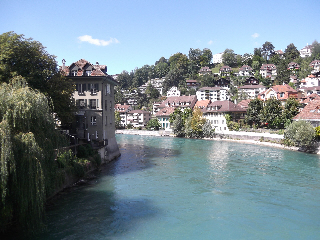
[35,134,320,240]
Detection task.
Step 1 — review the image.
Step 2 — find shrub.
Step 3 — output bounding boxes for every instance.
[284,120,316,149]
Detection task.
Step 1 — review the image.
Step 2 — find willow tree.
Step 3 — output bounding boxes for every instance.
[0,77,67,234]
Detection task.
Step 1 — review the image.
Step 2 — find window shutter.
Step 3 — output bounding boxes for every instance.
[88,84,91,90]
[76,84,78,91]
[96,99,99,109]
[83,84,86,91]
[95,83,99,91]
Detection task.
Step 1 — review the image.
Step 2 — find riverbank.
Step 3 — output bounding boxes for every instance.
[115,129,303,153]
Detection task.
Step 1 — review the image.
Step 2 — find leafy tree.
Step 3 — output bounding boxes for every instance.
[284,43,300,62]
[145,83,160,99]
[222,48,236,67]
[297,57,313,79]
[311,40,320,60]
[202,120,214,138]
[117,70,134,89]
[200,48,213,67]
[275,59,291,84]
[245,98,263,127]
[262,41,275,62]
[284,120,316,149]
[132,65,152,88]
[260,98,283,129]
[169,108,185,137]
[146,118,161,130]
[114,87,125,104]
[115,111,122,129]
[0,77,67,234]
[242,53,253,66]
[282,97,299,127]
[0,32,75,125]
[154,61,169,78]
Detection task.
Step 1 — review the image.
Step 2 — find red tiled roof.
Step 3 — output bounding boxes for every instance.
[238,99,251,109]
[294,100,320,120]
[159,95,197,108]
[204,100,246,113]
[194,99,210,108]
[302,94,320,104]
[155,107,175,117]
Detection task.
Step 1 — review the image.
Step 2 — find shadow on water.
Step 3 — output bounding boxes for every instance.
[27,183,160,240]
[23,136,178,239]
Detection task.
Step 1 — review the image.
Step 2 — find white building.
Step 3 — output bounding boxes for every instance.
[196,87,229,102]
[167,86,181,97]
[300,44,312,58]
[202,101,246,132]
[238,85,266,99]
[212,53,223,64]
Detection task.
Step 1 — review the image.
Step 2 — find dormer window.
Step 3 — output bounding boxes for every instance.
[71,70,77,76]
[85,70,91,76]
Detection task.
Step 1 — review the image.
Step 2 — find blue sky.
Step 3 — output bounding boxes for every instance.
[1,0,319,75]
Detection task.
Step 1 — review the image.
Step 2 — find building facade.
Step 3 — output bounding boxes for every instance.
[62,59,120,161]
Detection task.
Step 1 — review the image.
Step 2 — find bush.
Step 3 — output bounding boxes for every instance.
[284,120,316,149]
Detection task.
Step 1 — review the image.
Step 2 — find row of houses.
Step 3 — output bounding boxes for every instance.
[211,44,316,64]
[115,76,320,132]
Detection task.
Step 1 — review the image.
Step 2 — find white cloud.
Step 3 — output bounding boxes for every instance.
[78,35,119,46]
[251,33,259,39]
[208,40,214,45]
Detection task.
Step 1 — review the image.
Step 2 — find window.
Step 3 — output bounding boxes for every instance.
[90,99,97,109]
[89,83,99,95]
[71,70,77,76]
[91,116,97,125]
[76,99,87,109]
[110,101,112,110]
[106,84,111,95]
[85,70,91,76]
[76,83,86,94]
[105,100,108,110]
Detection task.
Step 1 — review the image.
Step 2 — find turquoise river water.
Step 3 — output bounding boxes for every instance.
[34,134,320,240]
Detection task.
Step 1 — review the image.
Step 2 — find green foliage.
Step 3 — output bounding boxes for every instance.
[126,123,134,129]
[260,98,283,129]
[115,111,122,129]
[0,32,75,126]
[146,118,161,130]
[202,120,215,138]
[222,48,237,67]
[245,99,263,127]
[0,77,67,234]
[284,120,316,149]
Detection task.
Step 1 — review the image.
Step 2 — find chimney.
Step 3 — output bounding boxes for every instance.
[62,59,66,70]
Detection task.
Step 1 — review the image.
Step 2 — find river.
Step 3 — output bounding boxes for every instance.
[34,134,320,239]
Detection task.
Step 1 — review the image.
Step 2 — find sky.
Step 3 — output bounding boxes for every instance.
[1,0,320,75]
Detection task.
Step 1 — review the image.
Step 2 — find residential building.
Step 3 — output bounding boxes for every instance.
[158,95,197,110]
[202,101,246,132]
[215,78,230,88]
[238,84,266,99]
[260,64,277,79]
[259,84,299,104]
[155,107,175,130]
[300,74,320,88]
[194,99,211,109]
[275,50,284,58]
[196,87,229,102]
[288,62,300,70]
[293,100,320,127]
[186,79,199,89]
[114,103,133,127]
[167,86,181,97]
[220,66,232,76]
[62,59,120,161]
[309,60,320,73]
[199,66,212,75]
[300,44,312,58]
[238,65,253,76]
[299,86,320,96]
[126,110,151,128]
[244,76,259,85]
[152,102,162,115]
[212,52,223,64]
